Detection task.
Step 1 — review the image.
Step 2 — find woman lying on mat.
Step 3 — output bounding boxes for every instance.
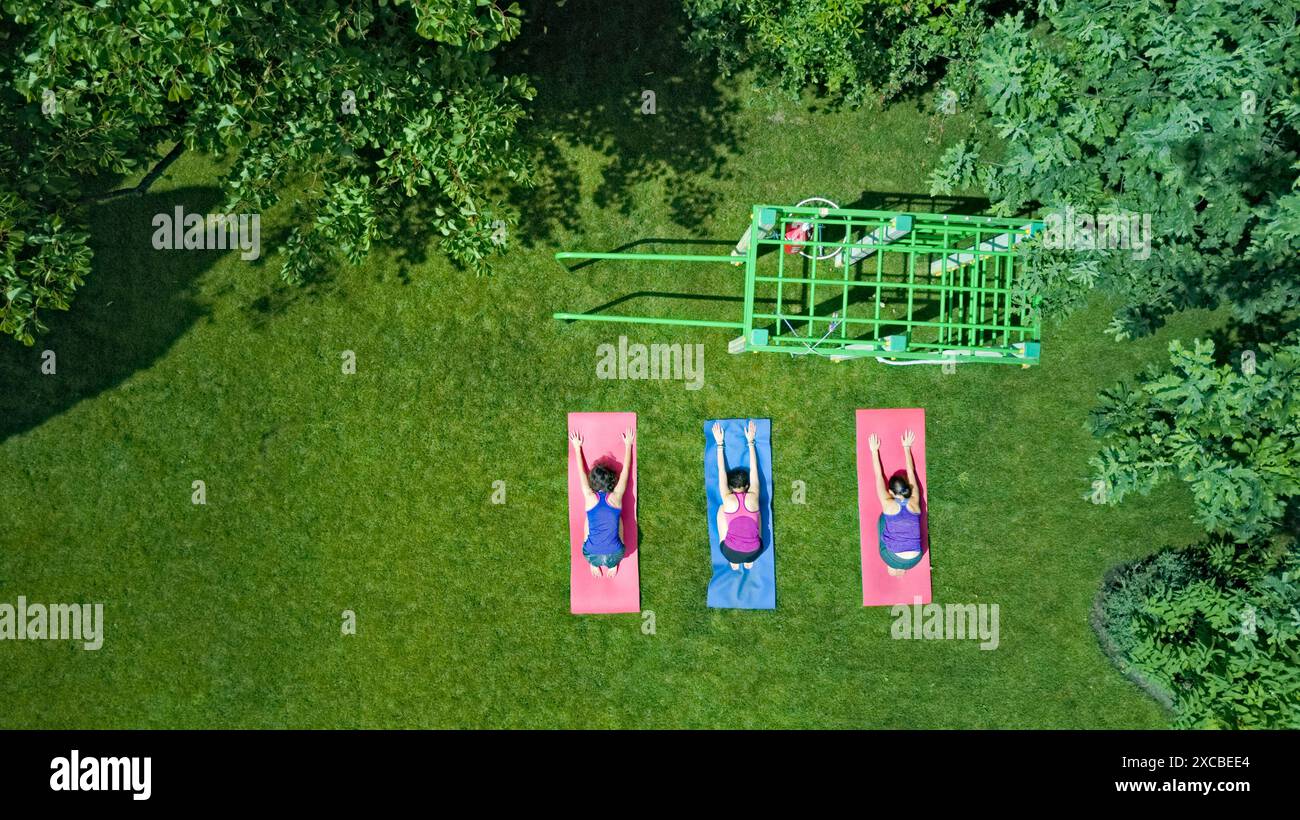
[570,428,634,579]
[713,420,764,571]
[869,429,924,576]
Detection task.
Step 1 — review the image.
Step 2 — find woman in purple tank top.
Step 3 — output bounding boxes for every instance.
[712,420,764,571]
[868,429,925,576]
[570,428,634,579]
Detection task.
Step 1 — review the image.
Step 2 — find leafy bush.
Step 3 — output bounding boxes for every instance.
[929,0,1300,338]
[1089,334,1300,727]
[1092,549,1199,711]
[683,0,994,105]
[1094,547,1300,728]
[1088,335,1300,554]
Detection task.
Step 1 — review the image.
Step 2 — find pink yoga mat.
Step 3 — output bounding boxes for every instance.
[856,408,932,606]
[568,412,640,614]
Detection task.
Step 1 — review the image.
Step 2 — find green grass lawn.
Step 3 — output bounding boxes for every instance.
[0,2,1218,728]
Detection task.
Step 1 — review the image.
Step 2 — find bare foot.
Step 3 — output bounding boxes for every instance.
[590,564,602,578]
[743,562,754,570]
[887,567,905,577]
[607,564,618,579]
[729,562,741,571]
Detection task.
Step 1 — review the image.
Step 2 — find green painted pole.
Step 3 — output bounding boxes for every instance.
[556,251,736,263]
[553,312,744,329]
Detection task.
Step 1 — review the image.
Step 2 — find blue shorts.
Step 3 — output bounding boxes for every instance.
[583,543,625,568]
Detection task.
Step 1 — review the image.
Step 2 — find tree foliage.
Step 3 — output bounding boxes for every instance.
[1,0,533,344]
[683,0,991,105]
[1089,335,1300,727]
[1096,547,1299,728]
[1089,335,1300,549]
[929,0,1300,338]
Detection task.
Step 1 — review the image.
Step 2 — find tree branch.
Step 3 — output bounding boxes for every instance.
[81,141,186,203]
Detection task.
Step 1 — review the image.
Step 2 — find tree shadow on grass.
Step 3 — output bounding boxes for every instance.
[1206,314,1300,367]
[502,0,744,249]
[0,187,223,442]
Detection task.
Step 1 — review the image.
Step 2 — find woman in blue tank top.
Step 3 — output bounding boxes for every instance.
[868,429,925,575]
[570,428,634,579]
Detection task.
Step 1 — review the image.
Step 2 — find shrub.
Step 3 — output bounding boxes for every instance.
[1095,546,1299,728]
[1089,332,1300,727]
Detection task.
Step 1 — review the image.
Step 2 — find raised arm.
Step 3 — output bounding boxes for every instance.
[612,428,634,502]
[570,432,593,500]
[712,422,729,497]
[745,420,759,493]
[901,429,919,511]
[868,433,891,508]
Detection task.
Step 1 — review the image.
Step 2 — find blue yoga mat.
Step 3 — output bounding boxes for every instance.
[704,418,776,609]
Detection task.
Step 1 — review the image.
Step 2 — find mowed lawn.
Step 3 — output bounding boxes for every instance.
[0,2,1215,728]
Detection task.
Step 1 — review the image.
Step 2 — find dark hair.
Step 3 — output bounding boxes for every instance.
[727,467,750,493]
[589,465,617,494]
[888,475,912,498]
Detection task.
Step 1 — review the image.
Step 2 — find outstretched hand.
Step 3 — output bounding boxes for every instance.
[868,433,881,452]
[745,420,757,443]
[712,422,725,445]
[901,429,915,449]
[569,431,583,450]
[622,428,634,447]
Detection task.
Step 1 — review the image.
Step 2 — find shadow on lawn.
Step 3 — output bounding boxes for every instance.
[503,0,743,248]
[1207,314,1300,366]
[0,187,221,442]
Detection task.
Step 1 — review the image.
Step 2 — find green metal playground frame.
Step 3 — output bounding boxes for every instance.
[553,203,1044,366]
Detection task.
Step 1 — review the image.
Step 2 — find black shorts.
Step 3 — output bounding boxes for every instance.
[720,539,764,564]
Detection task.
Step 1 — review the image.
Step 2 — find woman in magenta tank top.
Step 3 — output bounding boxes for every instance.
[712,420,764,571]
[570,427,634,579]
[868,428,925,576]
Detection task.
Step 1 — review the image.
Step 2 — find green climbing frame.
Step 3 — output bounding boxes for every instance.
[553,203,1044,366]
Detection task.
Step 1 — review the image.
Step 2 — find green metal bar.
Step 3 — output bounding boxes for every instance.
[965,262,974,346]
[938,225,952,346]
[556,251,736,263]
[839,241,851,342]
[974,229,985,348]
[776,228,787,325]
[775,236,785,322]
[905,233,916,336]
[553,312,744,329]
[758,204,1036,229]
[807,232,817,337]
[936,252,947,348]
[873,236,884,342]
[1032,291,1041,349]
[753,312,1028,334]
[977,258,986,349]
[742,205,759,344]
[758,335,1024,355]
[754,236,1025,257]
[990,253,1001,349]
[1003,253,1013,348]
[754,274,1013,296]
